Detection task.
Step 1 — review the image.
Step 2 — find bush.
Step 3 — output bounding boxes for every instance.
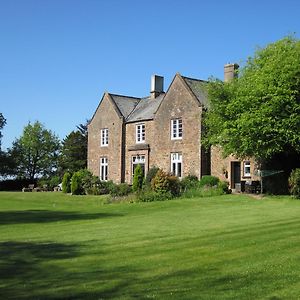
[180,175,199,191]
[199,175,220,187]
[62,172,72,193]
[151,169,171,195]
[110,183,132,197]
[137,189,172,202]
[145,166,159,186]
[218,181,231,194]
[289,168,300,198]
[71,172,82,195]
[168,175,181,196]
[132,164,144,192]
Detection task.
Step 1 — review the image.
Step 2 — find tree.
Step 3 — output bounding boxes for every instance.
[10,121,60,180]
[0,113,6,150]
[132,164,143,192]
[59,130,87,174]
[205,36,300,160]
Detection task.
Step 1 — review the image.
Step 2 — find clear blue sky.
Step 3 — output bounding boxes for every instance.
[1,0,299,149]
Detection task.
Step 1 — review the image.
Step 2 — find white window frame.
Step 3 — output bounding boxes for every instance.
[132,155,146,180]
[243,161,251,177]
[171,153,182,178]
[100,157,108,181]
[100,128,108,147]
[171,118,183,140]
[136,123,145,144]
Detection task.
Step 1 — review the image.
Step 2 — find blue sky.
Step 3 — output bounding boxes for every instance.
[1,0,299,149]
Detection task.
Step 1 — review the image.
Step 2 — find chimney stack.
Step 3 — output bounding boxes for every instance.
[150,75,164,99]
[224,63,239,82]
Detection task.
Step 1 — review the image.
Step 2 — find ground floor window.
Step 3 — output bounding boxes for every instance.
[243,161,251,177]
[171,153,182,178]
[132,155,145,178]
[100,157,108,181]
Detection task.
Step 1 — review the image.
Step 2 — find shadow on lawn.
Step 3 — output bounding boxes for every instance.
[0,210,123,225]
[0,241,81,299]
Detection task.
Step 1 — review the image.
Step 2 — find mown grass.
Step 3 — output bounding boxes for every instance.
[0,192,300,299]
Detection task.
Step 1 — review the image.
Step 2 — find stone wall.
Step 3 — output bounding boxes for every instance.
[88,94,124,183]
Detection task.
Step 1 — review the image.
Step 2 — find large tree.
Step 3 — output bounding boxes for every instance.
[10,121,60,180]
[58,130,87,174]
[205,36,300,160]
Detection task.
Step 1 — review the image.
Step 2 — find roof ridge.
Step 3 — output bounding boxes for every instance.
[109,93,141,100]
[181,75,207,83]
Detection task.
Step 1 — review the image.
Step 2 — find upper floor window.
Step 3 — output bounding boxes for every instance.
[171,152,182,178]
[171,118,182,140]
[243,161,251,177]
[136,123,145,143]
[101,128,108,146]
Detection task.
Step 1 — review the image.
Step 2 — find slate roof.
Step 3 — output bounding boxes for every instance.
[182,76,209,108]
[126,93,165,122]
[109,94,141,118]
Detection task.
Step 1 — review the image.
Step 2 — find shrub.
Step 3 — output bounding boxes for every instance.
[151,169,170,195]
[199,175,220,187]
[49,175,61,190]
[180,175,199,191]
[168,175,181,196]
[218,180,231,194]
[62,172,72,193]
[137,189,172,202]
[289,168,300,198]
[132,164,144,192]
[110,183,132,197]
[145,166,159,186]
[71,172,82,195]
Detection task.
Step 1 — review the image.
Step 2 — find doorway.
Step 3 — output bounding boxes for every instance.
[231,161,241,189]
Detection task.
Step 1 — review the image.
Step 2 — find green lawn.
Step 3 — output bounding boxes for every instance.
[0,192,300,299]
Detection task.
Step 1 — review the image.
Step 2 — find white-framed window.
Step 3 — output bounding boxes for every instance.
[171,153,182,178]
[136,123,145,143]
[100,128,108,146]
[171,118,183,140]
[243,161,251,177]
[100,157,108,181]
[132,155,145,179]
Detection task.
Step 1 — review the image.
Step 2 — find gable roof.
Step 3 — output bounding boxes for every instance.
[109,94,141,119]
[126,93,165,122]
[181,76,208,108]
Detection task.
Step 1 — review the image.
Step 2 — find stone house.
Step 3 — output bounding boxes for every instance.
[88,65,259,189]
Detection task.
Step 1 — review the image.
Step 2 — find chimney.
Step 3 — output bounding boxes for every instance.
[150,75,164,99]
[224,63,239,82]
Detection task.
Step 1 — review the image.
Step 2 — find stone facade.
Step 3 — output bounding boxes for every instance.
[88,93,124,183]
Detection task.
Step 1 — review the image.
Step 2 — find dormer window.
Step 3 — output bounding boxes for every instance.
[136,123,145,143]
[171,118,182,140]
[101,128,108,146]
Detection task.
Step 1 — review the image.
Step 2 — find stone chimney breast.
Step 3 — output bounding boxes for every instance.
[150,75,164,98]
[224,63,239,82]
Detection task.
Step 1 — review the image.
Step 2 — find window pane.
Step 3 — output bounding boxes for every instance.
[178,163,182,178]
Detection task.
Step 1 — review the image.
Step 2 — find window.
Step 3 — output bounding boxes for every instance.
[132,155,145,179]
[100,157,108,181]
[243,161,251,177]
[171,119,182,140]
[171,153,182,178]
[100,128,108,146]
[136,124,145,143]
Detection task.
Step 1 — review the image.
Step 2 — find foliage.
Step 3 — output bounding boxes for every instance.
[62,172,72,193]
[109,183,132,197]
[180,175,199,191]
[288,169,300,198]
[217,180,231,194]
[9,121,60,180]
[199,175,220,187]
[0,112,6,149]
[59,130,87,175]
[81,171,103,195]
[137,188,172,202]
[144,166,159,186]
[132,164,144,192]
[151,169,181,197]
[71,172,82,195]
[205,36,300,160]
[38,175,61,191]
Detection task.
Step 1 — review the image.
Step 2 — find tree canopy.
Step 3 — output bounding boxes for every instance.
[10,121,60,180]
[0,113,6,149]
[205,36,300,160]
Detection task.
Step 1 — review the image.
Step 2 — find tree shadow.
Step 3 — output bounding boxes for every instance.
[0,210,123,225]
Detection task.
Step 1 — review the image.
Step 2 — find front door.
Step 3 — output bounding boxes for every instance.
[231,161,241,189]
